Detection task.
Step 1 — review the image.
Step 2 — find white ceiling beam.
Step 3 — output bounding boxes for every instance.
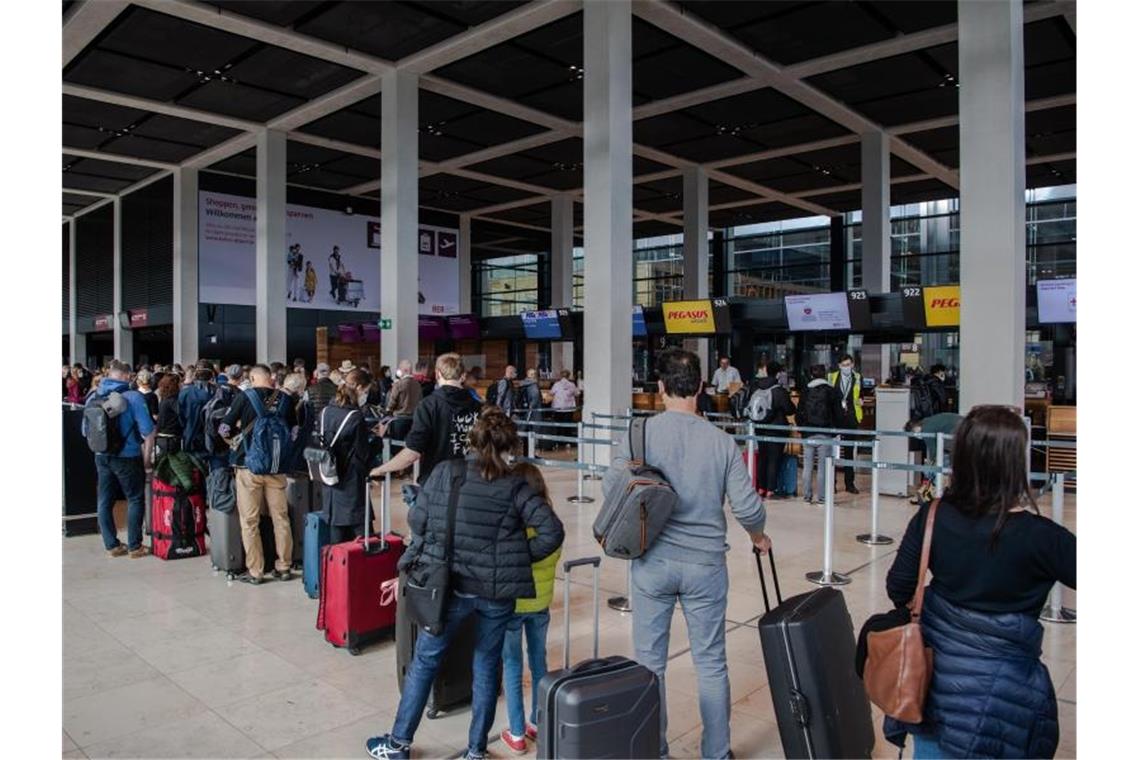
[466,196,554,217]
[62,147,177,170]
[269,74,381,132]
[183,132,257,170]
[63,188,117,199]
[889,94,1077,136]
[707,169,838,217]
[131,0,391,74]
[420,76,580,133]
[631,77,772,121]
[435,131,568,171]
[399,0,583,75]
[287,131,382,159]
[1028,151,1076,165]
[705,135,862,170]
[63,0,129,67]
[62,83,260,131]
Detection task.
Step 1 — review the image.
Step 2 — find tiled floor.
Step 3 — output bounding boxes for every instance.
[63,463,1077,759]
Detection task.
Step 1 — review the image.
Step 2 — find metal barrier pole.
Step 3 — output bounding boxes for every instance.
[857,439,892,545]
[746,421,756,485]
[607,563,633,613]
[382,471,392,535]
[527,429,536,459]
[807,457,851,586]
[1040,473,1076,624]
[584,413,603,480]
[382,437,391,464]
[412,459,420,484]
[934,432,946,497]
[567,422,595,504]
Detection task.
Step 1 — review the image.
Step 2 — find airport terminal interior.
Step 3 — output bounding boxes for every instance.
[61,0,1078,758]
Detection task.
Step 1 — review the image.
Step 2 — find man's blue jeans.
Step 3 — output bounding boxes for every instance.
[95,455,146,551]
[502,609,550,736]
[391,594,514,754]
[631,554,731,760]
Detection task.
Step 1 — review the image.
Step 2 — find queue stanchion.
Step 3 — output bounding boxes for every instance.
[934,432,946,498]
[1040,472,1076,624]
[806,457,851,587]
[584,413,603,481]
[567,422,595,504]
[746,421,757,486]
[382,437,391,464]
[607,563,633,613]
[527,429,537,459]
[857,439,892,546]
[381,471,393,535]
[412,458,420,484]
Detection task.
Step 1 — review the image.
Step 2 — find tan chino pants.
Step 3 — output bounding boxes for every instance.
[234,468,292,578]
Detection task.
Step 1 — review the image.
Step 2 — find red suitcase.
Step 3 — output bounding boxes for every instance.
[151,473,207,560]
[316,473,403,654]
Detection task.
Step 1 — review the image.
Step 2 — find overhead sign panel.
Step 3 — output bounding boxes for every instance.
[662,299,731,334]
[784,292,852,331]
[922,285,961,327]
[1036,278,1076,324]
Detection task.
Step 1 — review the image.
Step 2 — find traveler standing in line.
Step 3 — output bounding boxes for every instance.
[366,408,564,760]
[519,368,542,424]
[414,359,436,398]
[371,353,482,487]
[796,364,839,504]
[928,363,950,413]
[135,369,158,422]
[178,368,214,455]
[66,367,86,404]
[376,366,394,405]
[218,365,299,585]
[86,360,156,558]
[550,369,579,447]
[881,406,1075,758]
[385,359,423,448]
[494,365,518,416]
[319,368,375,543]
[710,355,742,393]
[154,374,184,462]
[602,349,771,760]
[308,363,338,415]
[829,354,863,494]
[749,361,795,498]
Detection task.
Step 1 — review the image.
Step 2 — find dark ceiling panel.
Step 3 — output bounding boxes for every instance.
[65,49,201,101]
[517,81,584,122]
[286,141,346,167]
[865,1,957,33]
[224,46,364,100]
[633,155,672,177]
[64,192,99,209]
[321,153,382,180]
[209,148,256,177]
[891,178,957,205]
[1026,105,1076,157]
[294,1,466,61]
[63,124,107,150]
[130,114,240,148]
[65,157,156,181]
[633,219,683,240]
[469,153,555,182]
[1025,59,1076,101]
[463,183,536,205]
[64,174,134,193]
[521,168,582,191]
[288,168,360,191]
[709,182,756,206]
[1027,158,1075,188]
[298,110,382,148]
[632,36,743,102]
[800,188,863,213]
[209,1,326,27]
[439,108,546,148]
[63,95,147,132]
[492,202,552,225]
[95,6,257,72]
[709,201,801,228]
[100,134,200,162]
[178,79,304,122]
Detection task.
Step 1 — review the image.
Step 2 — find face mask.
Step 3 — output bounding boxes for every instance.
[840,366,853,377]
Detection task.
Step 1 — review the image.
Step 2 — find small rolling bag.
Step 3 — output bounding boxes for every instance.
[150,473,207,560]
[316,474,403,654]
[286,473,315,565]
[536,557,660,760]
[302,511,330,599]
[776,453,799,496]
[395,588,478,718]
[755,548,875,759]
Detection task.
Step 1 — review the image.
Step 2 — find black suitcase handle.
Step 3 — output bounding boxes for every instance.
[561,555,602,669]
[753,547,783,612]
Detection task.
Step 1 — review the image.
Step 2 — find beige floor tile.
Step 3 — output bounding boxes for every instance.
[66,587,184,625]
[222,679,377,752]
[80,710,265,759]
[63,750,87,759]
[133,627,262,675]
[64,729,78,752]
[64,648,162,703]
[167,650,310,710]
[64,676,208,748]
[271,710,394,759]
[94,605,215,650]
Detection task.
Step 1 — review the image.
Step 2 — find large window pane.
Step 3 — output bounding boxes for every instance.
[476,254,539,317]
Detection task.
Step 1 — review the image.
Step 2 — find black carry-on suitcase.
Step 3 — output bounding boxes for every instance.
[395,591,477,718]
[536,556,660,760]
[755,548,875,759]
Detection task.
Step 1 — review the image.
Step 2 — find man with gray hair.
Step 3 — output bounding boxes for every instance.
[385,359,422,452]
[307,362,337,414]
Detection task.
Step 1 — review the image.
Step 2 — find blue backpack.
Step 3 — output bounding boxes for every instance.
[242,389,292,475]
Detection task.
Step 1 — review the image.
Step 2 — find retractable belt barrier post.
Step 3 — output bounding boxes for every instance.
[381,471,392,535]
[1040,472,1076,624]
[567,422,595,504]
[608,564,633,613]
[746,422,757,484]
[857,439,892,546]
[934,432,946,497]
[527,429,537,459]
[585,413,604,480]
[806,457,851,587]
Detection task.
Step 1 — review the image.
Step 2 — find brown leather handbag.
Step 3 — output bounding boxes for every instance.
[861,500,939,723]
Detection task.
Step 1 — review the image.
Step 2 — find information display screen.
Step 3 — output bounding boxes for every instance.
[632,305,647,337]
[360,323,380,343]
[1036,278,1076,323]
[446,314,481,339]
[846,289,872,332]
[662,299,732,334]
[337,323,361,343]
[784,292,852,331]
[521,310,563,340]
[419,316,448,341]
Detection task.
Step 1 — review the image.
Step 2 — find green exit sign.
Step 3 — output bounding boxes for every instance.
[380,319,392,330]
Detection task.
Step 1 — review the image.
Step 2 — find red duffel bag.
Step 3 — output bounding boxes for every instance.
[151,470,207,560]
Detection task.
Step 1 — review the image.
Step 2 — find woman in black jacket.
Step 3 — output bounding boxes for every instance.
[153,373,183,462]
[882,406,1075,758]
[318,368,373,543]
[367,407,564,760]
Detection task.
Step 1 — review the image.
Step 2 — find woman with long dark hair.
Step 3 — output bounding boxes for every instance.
[882,405,1076,758]
[319,368,374,543]
[366,407,564,760]
[153,374,183,462]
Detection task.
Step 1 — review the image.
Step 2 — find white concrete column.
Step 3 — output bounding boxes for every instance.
[860,131,891,379]
[682,165,709,364]
[458,214,472,314]
[583,0,633,425]
[111,197,133,365]
[550,194,575,374]
[256,129,288,365]
[958,0,1026,411]
[68,221,86,366]
[381,69,419,369]
[173,166,199,366]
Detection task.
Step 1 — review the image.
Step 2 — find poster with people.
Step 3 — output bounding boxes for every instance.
[198,190,460,314]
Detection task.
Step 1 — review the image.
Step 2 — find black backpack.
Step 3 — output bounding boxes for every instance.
[910,375,936,421]
[84,392,128,455]
[797,384,833,428]
[484,378,499,407]
[201,385,234,456]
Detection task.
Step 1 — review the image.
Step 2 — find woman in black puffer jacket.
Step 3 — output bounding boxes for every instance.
[367,407,564,760]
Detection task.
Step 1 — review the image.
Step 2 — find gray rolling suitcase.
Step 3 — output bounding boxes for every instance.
[536,557,660,760]
[208,505,245,578]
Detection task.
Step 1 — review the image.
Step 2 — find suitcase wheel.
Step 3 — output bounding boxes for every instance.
[349,647,361,656]
[426,708,439,720]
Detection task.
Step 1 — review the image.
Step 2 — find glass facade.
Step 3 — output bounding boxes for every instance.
[726,217,832,297]
[474,254,540,317]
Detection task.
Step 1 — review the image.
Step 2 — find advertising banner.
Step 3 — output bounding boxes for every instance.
[662,299,731,334]
[198,191,459,315]
[922,285,960,327]
[128,309,148,328]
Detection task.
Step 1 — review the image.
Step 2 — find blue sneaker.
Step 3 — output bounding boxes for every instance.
[461,751,486,760]
[366,734,410,759]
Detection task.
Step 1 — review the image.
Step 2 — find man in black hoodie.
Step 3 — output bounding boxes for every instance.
[370,353,482,485]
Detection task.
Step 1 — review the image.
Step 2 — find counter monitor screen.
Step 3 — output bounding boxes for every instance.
[1036,278,1076,323]
[521,310,562,340]
[632,305,647,337]
[784,292,852,331]
[337,323,361,343]
[360,323,380,343]
[446,314,481,340]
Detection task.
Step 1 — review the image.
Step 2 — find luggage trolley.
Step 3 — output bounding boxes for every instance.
[340,279,364,307]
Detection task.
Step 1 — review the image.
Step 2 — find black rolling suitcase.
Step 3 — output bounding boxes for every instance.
[395,592,477,718]
[536,557,660,760]
[755,548,875,759]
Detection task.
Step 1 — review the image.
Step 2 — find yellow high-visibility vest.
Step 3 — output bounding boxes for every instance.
[828,370,863,423]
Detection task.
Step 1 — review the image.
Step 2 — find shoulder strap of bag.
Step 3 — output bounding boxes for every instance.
[910,499,941,620]
[629,416,646,465]
[443,457,468,568]
[244,388,265,419]
[328,409,357,448]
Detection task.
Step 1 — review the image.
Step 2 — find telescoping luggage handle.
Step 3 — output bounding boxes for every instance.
[363,472,392,555]
[561,556,602,670]
[753,547,783,613]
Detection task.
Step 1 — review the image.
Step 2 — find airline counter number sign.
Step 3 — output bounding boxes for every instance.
[662,299,731,334]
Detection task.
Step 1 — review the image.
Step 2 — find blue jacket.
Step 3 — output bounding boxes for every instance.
[86,378,154,459]
[884,590,1059,758]
[178,381,213,452]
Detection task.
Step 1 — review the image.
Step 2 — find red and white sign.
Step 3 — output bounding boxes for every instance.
[129,309,148,328]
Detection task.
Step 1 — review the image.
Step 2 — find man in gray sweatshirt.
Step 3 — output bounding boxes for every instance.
[603,348,771,760]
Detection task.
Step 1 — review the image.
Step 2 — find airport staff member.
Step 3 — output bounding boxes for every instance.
[710,356,742,393]
[828,354,862,494]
